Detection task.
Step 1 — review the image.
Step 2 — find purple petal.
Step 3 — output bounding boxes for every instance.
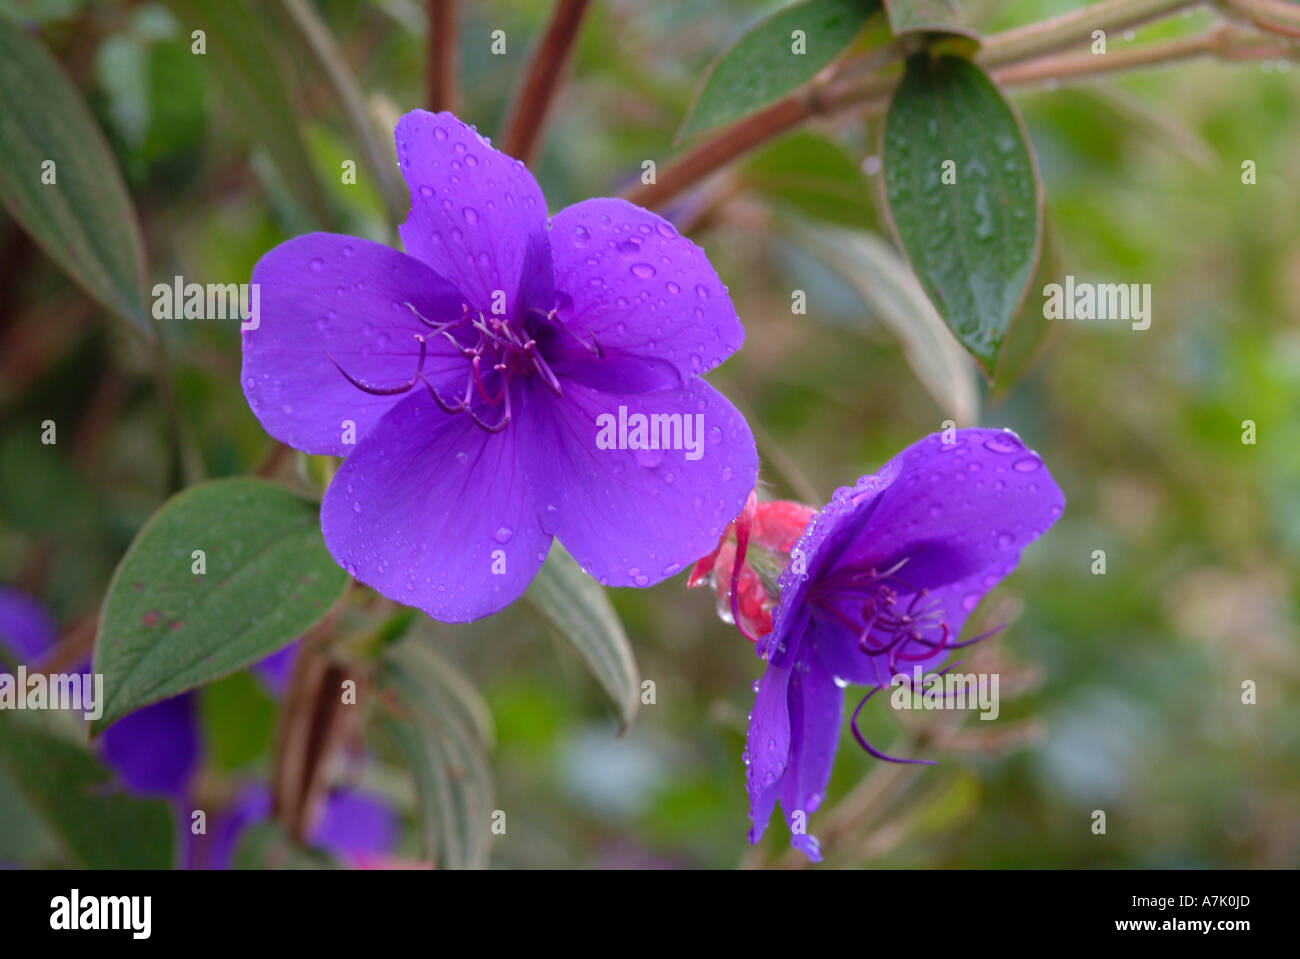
[759,467,901,665]
[97,693,200,799]
[320,389,552,622]
[515,377,757,588]
[243,233,469,456]
[745,661,792,845]
[0,586,57,663]
[396,110,553,314]
[314,790,398,858]
[548,198,744,379]
[836,430,1063,587]
[778,657,841,860]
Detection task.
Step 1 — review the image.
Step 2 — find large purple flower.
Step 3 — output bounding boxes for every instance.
[242,111,757,621]
[745,429,1064,861]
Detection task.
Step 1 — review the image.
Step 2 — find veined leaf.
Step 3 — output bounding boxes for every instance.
[524,544,640,732]
[93,478,348,734]
[0,15,150,336]
[882,54,1041,375]
[380,642,494,870]
[678,0,879,141]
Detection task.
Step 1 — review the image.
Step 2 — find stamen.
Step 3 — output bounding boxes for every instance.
[849,686,937,766]
[326,334,427,396]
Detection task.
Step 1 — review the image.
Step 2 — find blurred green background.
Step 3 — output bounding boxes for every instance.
[0,0,1297,868]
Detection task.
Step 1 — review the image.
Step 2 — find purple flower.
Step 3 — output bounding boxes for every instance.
[242,111,757,622]
[195,785,399,870]
[0,586,198,801]
[745,429,1064,861]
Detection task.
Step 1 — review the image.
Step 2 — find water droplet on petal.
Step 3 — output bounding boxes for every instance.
[309,257,324,272]
[630,262,656,279]
[983,433,1021,455]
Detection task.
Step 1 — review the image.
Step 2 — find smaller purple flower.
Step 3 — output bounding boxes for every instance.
[745,429,1064,861]
[195,785,400,870]
[243,110,757,623]
[0,586,199,801]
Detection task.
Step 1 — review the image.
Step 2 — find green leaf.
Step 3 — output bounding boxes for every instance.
[380,641,494,870]
[788,221,978,425]
[678,0,879,141]
[93,478,348,734]
[0,714,174,867]
[0,15,150,336]
[741,132,879,229]
[881,0,976,40]
[992,213,1059,394]
[165,0,332,226]
[881,54,1041,374]
[524,544,640,732]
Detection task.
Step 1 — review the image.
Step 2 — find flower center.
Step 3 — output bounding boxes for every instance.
[327,302,569,433]
[811,559,964,680]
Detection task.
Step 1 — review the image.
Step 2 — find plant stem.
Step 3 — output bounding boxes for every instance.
[1220,0,1300,36]
[978,0,1208,67]
[625,11,1292,211]
[500,0,593,164]
[427,0,458,112]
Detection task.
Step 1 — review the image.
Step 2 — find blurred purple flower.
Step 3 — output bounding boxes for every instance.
[242,110,757,622]
[194,785,400,870]
[0,586,198,801]
[745,429,1065,861]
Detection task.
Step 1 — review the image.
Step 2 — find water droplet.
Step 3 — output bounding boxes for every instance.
[630,262,656,279]
[1013,456,1041,473]
[616,239,640,255]
[493,526,514,543]
[418,185,434,197]
[462,207,479,224]
[309,257,324,272]
[961,592,981,611]
[983,433,1021,455]
[433,126,448,140]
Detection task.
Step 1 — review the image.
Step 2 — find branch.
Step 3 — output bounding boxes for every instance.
[500,0,593,164]
[427,0,458,112]
[624,13,1293,211]
[978,0,1208,67]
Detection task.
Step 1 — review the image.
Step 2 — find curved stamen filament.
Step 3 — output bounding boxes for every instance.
[849,686,937,766]
[327,334,427,396]
[329,306,565,434]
